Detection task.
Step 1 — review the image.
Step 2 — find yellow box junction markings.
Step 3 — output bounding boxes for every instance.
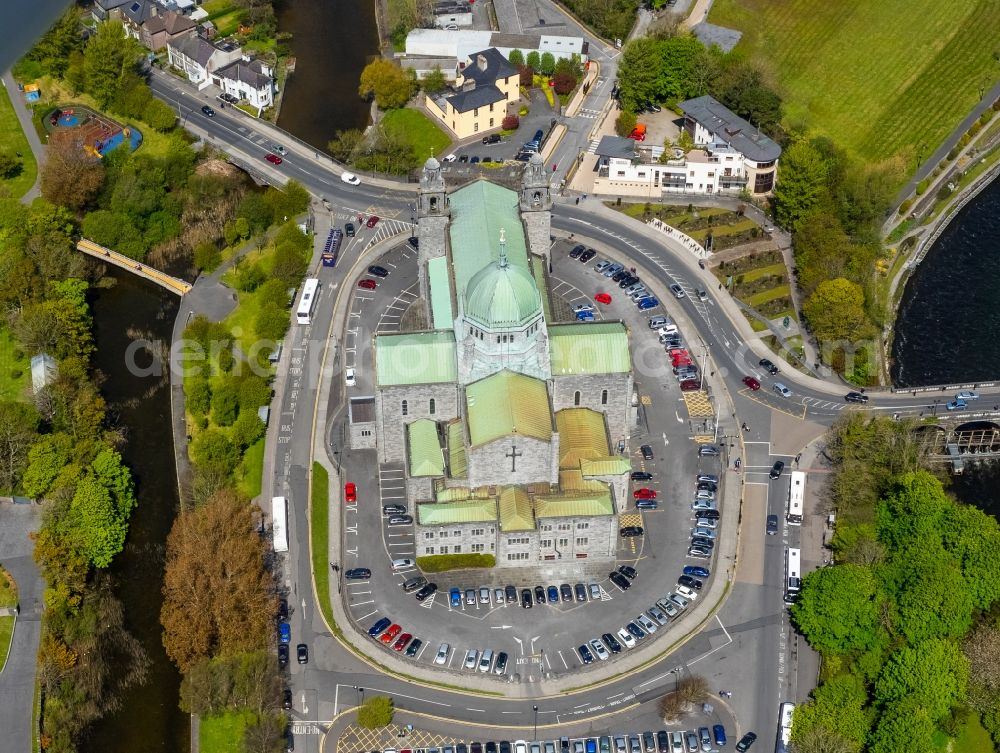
[682,390,714,418]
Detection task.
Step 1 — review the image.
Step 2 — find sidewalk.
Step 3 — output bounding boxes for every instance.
[2,69,45,202]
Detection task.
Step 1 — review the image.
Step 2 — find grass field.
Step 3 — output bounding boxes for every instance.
[381,108,451,161]
[0,84,37,199]
[0,328,30,402]
[236,437,265,499]
[953,714,994,753]
[311,462,334,628]
[710,0,1000,164]
[200,710,252,753]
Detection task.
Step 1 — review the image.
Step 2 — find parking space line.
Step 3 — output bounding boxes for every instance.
[351,599,374,607]
[356,609,377,621]
[558,650,568,669]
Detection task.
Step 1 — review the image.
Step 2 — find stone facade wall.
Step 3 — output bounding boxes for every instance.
[466,434,559,487]
[497,529,540,567]
[522,210,551,263]
[375,383,460,463]
[406,476,435,503]
[537,514,616,561]
[416,519,497,557]
[551,372,633,450]
[348,420,376,450]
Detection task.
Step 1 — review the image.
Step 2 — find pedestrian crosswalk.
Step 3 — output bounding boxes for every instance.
[587,139,600,154]
[578,108,602,119]
[366,218,414,248]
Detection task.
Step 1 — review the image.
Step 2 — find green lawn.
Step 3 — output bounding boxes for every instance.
[0,616,13,670]
[0,566,16,607]
[953,714,996,753]
[236,437,265,499]
[748,284,791,306]
[0,84,37,199]
[381,108,451,160]
[737,263,787,284]
[311,462,334,629]
[710,0,1000,164]
[0,328,30,402]
[200,710,252,753]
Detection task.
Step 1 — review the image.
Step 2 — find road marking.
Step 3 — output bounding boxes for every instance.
[558,650,568,669]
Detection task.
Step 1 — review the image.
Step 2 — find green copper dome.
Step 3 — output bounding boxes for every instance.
[464,234,541,329]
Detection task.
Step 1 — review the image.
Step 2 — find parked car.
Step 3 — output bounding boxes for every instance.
[637,297,660,311]
[344,482,357,503]
[379,624,402,644]
[278,644,288,666]
[712,726,727,748]
[569,244,586,258]
[278,622,291,643]
[560,583,574,601]
[609,571,631,590]
[392,632,413,651]
[388,515,413,525]
[405,638,423,657]
[641,444,654,460]
[368,265,389,277]
[602,632,622,654]
[683,565,710,578]
[618,565,638,580]
[595,292,613,305]
[494,651,508,674]
[547,585,559,602]
[521,588,533,608]
[589,639,610,661]
[616,628,637,649]
[677,575,703,590]
[634,488,657,499]
[344,568,371,580]
[620,526,644,538]
[357,278,377,290]
[415,583,438,601]
[435,643,450,664]
[483,134,502,144]
[577,644,594,664]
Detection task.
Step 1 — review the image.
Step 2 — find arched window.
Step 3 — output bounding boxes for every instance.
[429,398,436,415]
[401,400,408,416]
[601,390,608,405]
[574,391,581,406]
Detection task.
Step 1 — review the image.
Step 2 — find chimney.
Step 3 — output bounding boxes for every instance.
[477,54,487,72]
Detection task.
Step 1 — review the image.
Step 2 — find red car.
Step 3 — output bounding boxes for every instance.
[344,482,357,503]
[672,355,694,366]
[265,153,283,165]
[594,292,612,305]
[742,376,761,391]
[392,633,413,652]
[379,624,402,644]
[669,349,690,359]
[366,215,380,228]
[357,279,377,290]
[633,488,657,500]
[680,380,701,392]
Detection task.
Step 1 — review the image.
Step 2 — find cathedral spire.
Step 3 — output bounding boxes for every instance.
[498,228,508,269]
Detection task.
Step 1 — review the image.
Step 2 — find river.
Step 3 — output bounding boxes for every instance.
[82,271,187,753]
[275,0,379,150]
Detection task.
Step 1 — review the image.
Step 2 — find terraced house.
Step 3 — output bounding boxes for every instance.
[352,156,639,566]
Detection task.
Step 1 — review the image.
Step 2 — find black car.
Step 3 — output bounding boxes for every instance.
[483,134,502,144]
[575,582,588,602]
[569,244,586,258]
[845,391,869,403]
[735,732,757,752]
[759,358,779,375]
[505,584,518,603]
[296,643,308,664]
[533,129,544,142]
[579,249,597,263]
[602,632,622,654]
[612,270,629,282]
[458,745,468,753]
[458,154,469,163]
[656,731,669,753]
[766,514,779,535]
[407,236,419,250]
[521,588,533,608]
[383,504,406,515]
[282,688,293,709]
[769,460,785,479]
[494,651,508,673]
[626,621,646,639]
[486,742,498,753]
[631,471,653,481]
[643,732,656,753]
[345,222,355,237]
[405,638,423,657]
[609,571,631,590]
[640,445,654,460]
[677,575,703,590]
[699,509,721,520]
[415,583,438,601]
[278,643,289,666]
[470,156,480,164]
[620,526,644,537]
[534,585,546,603]
[345,568,371,580]
[471,744,483,753]
[368,265,389,277]
[618,275,639,289]
[201,105,216,116]
[277,598,288,621]
[577,644,594,664]
[691,537,715,549]
[697,481,717,492]
[618,565,638,580]
[561,583,574,601]
[499,742,511,753]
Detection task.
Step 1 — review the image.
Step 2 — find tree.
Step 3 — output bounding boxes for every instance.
[889,546,974,644]
[875,639,969,721]
[0,150,23,179]
[869,699,936,753]
[501,114,520,130]
[792,211,854,295]
[69,475,129,568]
[190,430,239,476]
[187,377,212,418]
[802,278,874,345]
[676,674,710,705]
[941,502,1000,610]
[231,410,265,451]
[161,488,276,672]
[357,696,394,728]
[617,38,663,112]
[789,725,858,753]
[773,140,829,229]
[508,49,525,67]
[243,711,286,753]
[23,8,83,77]
[193,241,221,272]
[420,67,447,93]
[270,241,308,286]
[0,401,40,492]
[526,51,541,71]
[41,131,106,210]
[714,62,783,135]
[875,472,950,553]
[22,434,72,499]
[552,71,576,96]
[615,110,638,138]
[358,58,415,110]
[143,98,177,132]
[540,52,556,76]
[211,382,239,426]
[328,129,364,162]
[791,563,883,655]
[255,304,290,341]
[792,674,872,751]
[82,21,142,109]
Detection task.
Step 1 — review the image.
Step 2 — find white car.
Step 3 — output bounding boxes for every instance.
[434,642,450,665]
[345,367,356,387]
[956,390,980,400]
[515,743,529,753]
[574,303,595,313]
[773,382,792,398]
[616,627,637,649]
[341,171,361,185]
[391,558,415,571]
[479,587,490,604]
[589,638,610,661]
[656,325,679,336]
[675,585,698,600]
[464,649,478,669]
[443,154,457,162]
[695,517,717,530]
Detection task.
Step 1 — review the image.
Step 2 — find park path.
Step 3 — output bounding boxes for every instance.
[2,69,44,203]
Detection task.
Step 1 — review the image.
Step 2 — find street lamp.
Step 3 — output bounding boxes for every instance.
[533,705,539,741]
[353,685,364,707]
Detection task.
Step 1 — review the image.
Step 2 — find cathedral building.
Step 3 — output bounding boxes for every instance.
[358,155,637,567]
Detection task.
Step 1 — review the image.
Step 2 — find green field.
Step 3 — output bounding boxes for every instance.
[710,0,1000,163]
[0,84,37,199]
[311,462,334,628]
[200,710,252,753]
[0,328,30,401]
[380,108,452,160]
[236,437,265,499]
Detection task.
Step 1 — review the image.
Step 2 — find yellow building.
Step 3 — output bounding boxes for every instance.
[425,48,520,139]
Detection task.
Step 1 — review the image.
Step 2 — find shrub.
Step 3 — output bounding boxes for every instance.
[518,105,529,116]
[898,198,913,215]
[415,553,496,572]
[615,110,637,137]
[357,696,394,728]
[915,179,929,196]
[508,49,524,67]
[193,241,221,272]
[501,114,520,130]
[552,71,576,95]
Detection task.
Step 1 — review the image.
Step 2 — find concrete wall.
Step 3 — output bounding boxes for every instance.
[375,383,460,463]
[466,434,559,487]
[537,514,616,561]
[551,372,632,451]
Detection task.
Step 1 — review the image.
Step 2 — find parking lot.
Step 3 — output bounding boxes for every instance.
[335,237,732,681]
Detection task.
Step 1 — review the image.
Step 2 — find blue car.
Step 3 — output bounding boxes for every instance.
[450,587,462,607]
[547,585,559,602]
[713,725,727,747]
[683,565,711,578]
[278,622,291,644]
[367,617,391,638]
[637,296,659,310]
[585,740,597,753]
[576,310,595,321]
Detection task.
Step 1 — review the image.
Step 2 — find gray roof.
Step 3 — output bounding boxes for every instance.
[218,58,272,90]
[460,47,517,87]
[170,34,219,67]
[144,10,196,35]
[443,83,505,113]
[121,0,155,23]
[678,95,781,163]
[489,32,540,50]
[595,135,637,160]
[96,0,132,10]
